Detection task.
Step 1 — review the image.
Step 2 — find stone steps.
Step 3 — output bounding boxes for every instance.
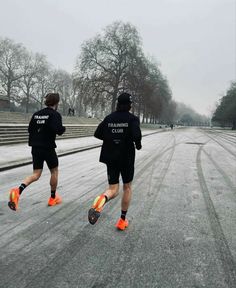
[0,124,97,145]
[0,111,100,125]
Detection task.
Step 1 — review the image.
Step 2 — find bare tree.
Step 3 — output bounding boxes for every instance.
[51,69,75,115]
[19,52,49,113]
[75,22,175,122]
[0,38,27,106]
[76,21,142,112]
[33,62,52,110]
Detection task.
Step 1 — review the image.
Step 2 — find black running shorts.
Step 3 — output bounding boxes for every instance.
[106,161,134,184]
[31,147,58,170]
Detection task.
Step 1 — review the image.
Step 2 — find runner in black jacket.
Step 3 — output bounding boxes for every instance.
[88,92,142,230]
[8,93,66,211]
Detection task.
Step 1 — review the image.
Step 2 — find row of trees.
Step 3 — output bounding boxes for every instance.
[0,21,211,125]
[175,102,210,126]
[74,22,175,123]
[0,38,76,114]
[0,21,176,123]
[212,82,236,129]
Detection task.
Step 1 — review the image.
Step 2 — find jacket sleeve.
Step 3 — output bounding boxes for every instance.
[94,120,105,140]
[28,114,35,133]
[131,117,142,149]
[50,113,66,135]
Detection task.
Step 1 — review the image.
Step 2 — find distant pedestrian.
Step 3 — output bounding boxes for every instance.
[68,108,72,116]
[8,93,66,211]
[68,107,75,116]
[88,92,142,230]
[170,123,174,130]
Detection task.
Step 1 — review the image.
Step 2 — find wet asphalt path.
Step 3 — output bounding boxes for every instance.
[0,128,236,288]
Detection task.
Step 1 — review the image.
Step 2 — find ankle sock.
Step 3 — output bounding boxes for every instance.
[19,183,27,195]
[121,210,127,220]
[51,190,56,199]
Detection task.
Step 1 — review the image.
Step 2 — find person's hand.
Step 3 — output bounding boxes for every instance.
[135,142,142,150]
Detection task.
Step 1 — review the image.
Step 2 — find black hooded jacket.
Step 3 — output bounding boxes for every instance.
[28,107,66,148]
[94,111,142,164]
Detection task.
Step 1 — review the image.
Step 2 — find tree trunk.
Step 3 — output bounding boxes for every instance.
[26,86,30,113]
[137,95,141,118]
[132,104,135,114]
[111,93,117,112]
[142,105,146,124]
[7,79,11,102]
[40,84,45,109]
[232,119,236,130]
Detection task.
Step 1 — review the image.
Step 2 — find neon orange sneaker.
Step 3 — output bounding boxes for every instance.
[8,188,20,211]
[48,193,62,206]
[88,194,106,225]
[116,218,129,230]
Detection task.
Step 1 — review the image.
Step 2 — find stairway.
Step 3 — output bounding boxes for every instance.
[0,111,100,145]
[0,111,100,124]
[0,124,97,145]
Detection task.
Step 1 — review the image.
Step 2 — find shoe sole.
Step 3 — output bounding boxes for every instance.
[48,198,62,206]
[88,208,100,225]
[116,225,128,231]
[48,201,62,206]
[8,201,16,211]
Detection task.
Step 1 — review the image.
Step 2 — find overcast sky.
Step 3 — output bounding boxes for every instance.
[0,0,235,115]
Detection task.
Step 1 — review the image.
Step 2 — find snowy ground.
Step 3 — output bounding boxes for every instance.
[0,127,236,288]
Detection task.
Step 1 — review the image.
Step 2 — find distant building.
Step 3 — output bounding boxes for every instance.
[0,94,10,110]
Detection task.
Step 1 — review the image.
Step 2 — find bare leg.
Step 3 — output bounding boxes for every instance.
[22,169,42,186]
[48,167,61,206]
[8,169,42,211]
[88,184,119,225]
[103,183,119,200]
[121,182,132,211]
[49,167,58,191]
[115,182,132,229]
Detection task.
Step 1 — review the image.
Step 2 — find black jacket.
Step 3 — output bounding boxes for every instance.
[28,107,66,148]
[94,111,142,164]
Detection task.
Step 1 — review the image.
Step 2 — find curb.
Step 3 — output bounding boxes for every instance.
[0,130,164,172]
[0,144,101,172]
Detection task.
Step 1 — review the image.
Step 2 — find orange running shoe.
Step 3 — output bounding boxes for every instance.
[8,188,20,211]
[116,218,129,231]
[88,194,106,225]
[48,193,62,206]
